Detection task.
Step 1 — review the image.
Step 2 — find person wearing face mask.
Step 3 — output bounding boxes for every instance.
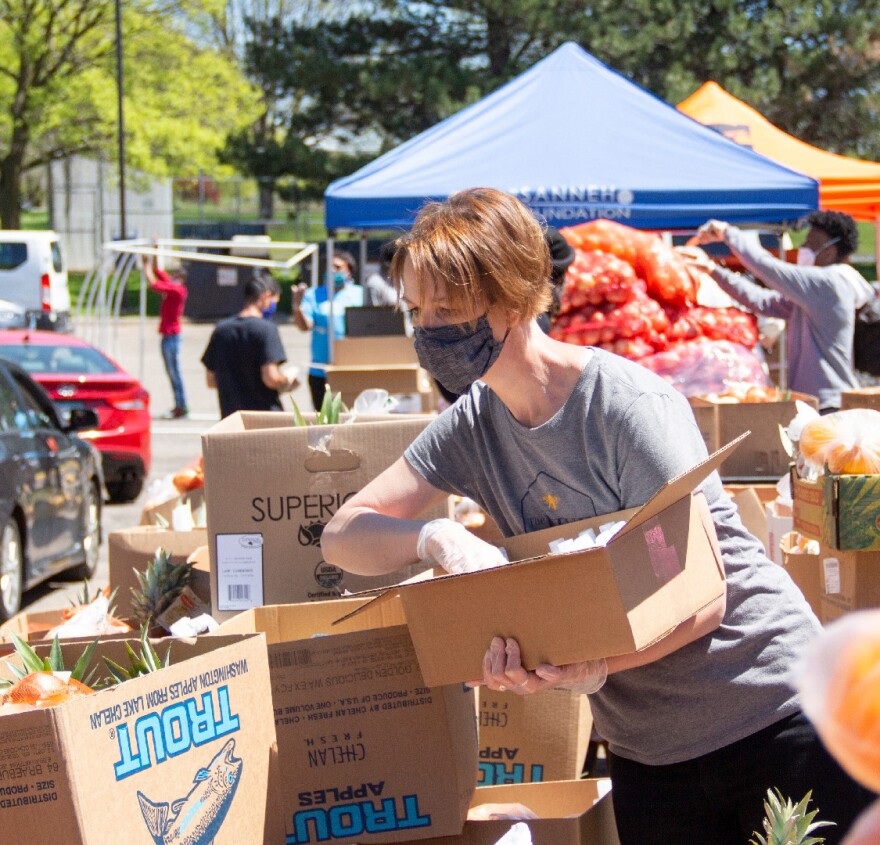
[320,188,873,845]
[201,274,298,418]
[292,250,365,409]
[686,211,873,412]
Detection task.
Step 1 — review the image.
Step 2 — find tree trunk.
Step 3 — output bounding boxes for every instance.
[486,10,513,79]
[259,180,274,220]
[0,149,24,230]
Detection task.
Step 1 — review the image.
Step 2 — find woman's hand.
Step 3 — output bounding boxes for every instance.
[417,518,508,574]
[292,283,308,307]
[467,637,607,696]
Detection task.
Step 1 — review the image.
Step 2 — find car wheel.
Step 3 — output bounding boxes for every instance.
[0,517,23,623]
[69,482,101,580]
[106,474,144,504]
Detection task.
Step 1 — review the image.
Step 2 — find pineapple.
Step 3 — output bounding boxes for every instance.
[0,634,99,713]
[130,547,194,628]
[751,788,834,845]
[103,624,171,683]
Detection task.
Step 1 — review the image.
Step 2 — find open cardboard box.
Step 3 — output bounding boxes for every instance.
[0,633,275,845]
[690,392,816,480]
[411,779,619,845]
[339,437,742,688]
[841,387,880,412]
[215,599,478,845]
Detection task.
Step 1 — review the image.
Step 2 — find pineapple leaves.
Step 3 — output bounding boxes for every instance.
[290,388,348,427]
[101,625,171,684]
[751,788,834,845]
[290,396,308,427]
[7,633,99,686]
[9,633,47,677]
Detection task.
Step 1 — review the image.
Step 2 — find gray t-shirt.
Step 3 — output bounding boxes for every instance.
[405,348,821,765]
[712,227,873,410]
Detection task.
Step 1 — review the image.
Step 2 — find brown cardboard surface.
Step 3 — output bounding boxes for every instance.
[0,633,275,845]
[333,336,419,367]
[690,393,817,479]
[818,545,880,622]
[108,526,209,621]
[791,470,823,541]
[201,413,442,621]
[215,601,478,845]
[477,689,591,786]
[779,533,824,617]
[0,608,133,654]
[408,779,619,845]
[731,488,770,552]
[841,387,880,412]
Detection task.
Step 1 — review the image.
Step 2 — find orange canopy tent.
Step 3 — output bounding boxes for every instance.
[678,82,880,266]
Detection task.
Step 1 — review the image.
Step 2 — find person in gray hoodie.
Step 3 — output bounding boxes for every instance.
[688,211,873,411]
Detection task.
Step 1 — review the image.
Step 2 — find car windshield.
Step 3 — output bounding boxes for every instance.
[0,343,118,375]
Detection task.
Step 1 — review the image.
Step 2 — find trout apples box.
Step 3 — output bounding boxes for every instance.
[215,599,478,845]
[0,633,275,845]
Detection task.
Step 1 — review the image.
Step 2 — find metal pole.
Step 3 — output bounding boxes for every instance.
[327,235,335,363]
[114,0,126,240]
[359,233,367,284]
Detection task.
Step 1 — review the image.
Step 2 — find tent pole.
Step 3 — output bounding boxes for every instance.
[875,219,879,281]
[327,234,335,365]
[359,233,367,284]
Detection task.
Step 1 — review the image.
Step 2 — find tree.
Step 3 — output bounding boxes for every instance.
[0,0,259,228]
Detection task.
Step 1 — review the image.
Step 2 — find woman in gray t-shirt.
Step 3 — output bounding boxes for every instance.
[321,188,873,845]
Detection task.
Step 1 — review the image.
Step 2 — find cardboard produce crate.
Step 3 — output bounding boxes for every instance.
[344,439,738,687]
[0,633,275,845]
[201,412,442,621]
[407,779,619,845]
[818,545,880,623]
[108,526,209,621]
[215,600,478,845]
[779,533,823,618]
[324,337,437,413]
[690,392,817,479]
[840,387,880,412]
[792,468,880,551]
[140,486,206,527]
[477,688,591,786]
[727,486,791,566]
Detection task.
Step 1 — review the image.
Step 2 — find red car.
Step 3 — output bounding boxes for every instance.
[0,330,151,502]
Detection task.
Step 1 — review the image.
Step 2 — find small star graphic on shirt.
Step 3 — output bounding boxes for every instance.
[542,494,560,511]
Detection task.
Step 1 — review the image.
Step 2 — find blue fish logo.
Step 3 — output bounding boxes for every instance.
[137,739,242,845]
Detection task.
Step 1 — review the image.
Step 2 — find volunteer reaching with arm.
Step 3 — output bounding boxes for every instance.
[686,211,873,413]
[321,188,872,845]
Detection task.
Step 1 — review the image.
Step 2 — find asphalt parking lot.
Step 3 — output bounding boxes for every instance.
[22,315,315,614]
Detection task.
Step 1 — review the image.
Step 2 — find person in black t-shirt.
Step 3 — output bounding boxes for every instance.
[201,275,299,418]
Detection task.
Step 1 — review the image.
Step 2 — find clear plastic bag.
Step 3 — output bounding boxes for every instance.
[637,340,770,397]
[799,409,880,474]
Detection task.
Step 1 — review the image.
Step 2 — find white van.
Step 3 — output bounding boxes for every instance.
[0,230,72,331]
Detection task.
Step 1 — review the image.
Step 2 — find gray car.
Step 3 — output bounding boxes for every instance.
[0,360,103,621]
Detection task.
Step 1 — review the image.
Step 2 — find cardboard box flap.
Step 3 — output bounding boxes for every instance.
[616,432,749,538]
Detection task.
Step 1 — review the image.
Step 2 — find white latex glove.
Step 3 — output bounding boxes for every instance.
[467,803,540,821]
[469,636,607,696]
[417,518,508,575]
[687,219,730,246]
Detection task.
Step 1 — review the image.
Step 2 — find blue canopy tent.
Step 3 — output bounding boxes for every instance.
[325,42,818,232]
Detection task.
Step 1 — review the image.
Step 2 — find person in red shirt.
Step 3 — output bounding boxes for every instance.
[142,253,189,418]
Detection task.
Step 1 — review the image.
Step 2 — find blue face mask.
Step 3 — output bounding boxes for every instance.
[413,314,509,396]
[262,300,277,319]
[333,271,347,287]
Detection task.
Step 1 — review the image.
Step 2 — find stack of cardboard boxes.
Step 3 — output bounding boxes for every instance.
[0,414,750,845]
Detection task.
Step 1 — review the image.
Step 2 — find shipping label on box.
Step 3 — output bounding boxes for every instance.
[477,689,591,786]
[202,413,442,621]
[214,601,478,845]
[690,393,817,480]
[410,779,620,845]
[344,438,741,687]
[0,634,276,845]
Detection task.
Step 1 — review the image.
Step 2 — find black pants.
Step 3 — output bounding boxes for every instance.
[608,711,874,845]
[308,374,326,411]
